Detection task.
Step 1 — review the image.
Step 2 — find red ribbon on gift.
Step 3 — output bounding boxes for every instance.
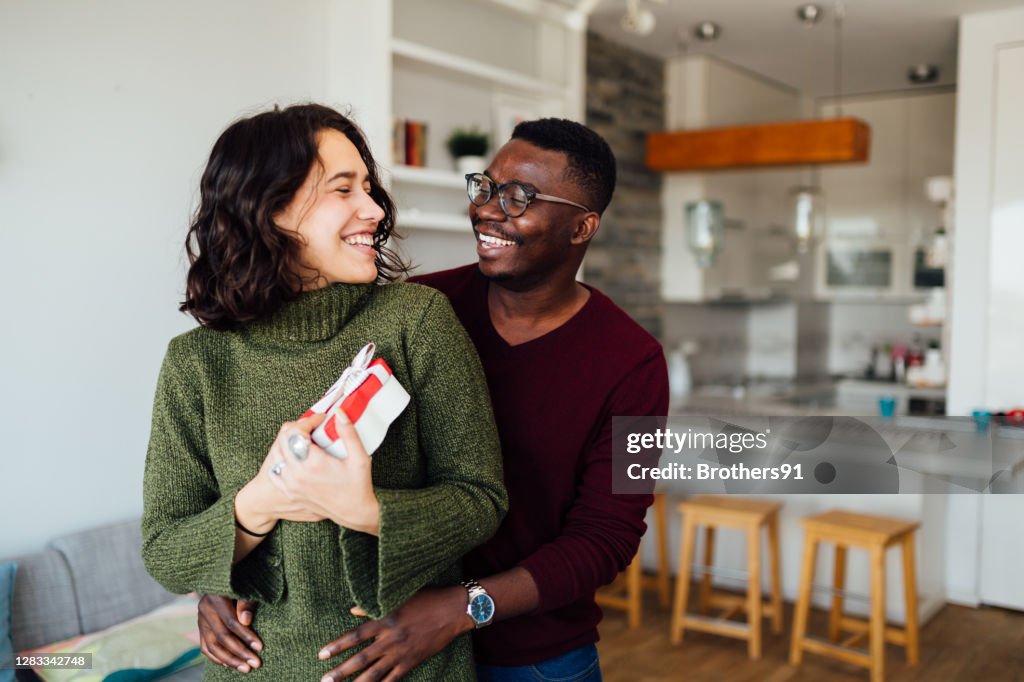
[321,359,393,441]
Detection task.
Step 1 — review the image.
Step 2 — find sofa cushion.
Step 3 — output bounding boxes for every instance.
[49,520,175,634]
[23,594,202,682]
[7,550,79,653]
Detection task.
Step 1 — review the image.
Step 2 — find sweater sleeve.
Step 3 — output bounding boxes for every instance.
[339,291,508,618]
[517,348,669,613]
[141,338,285,603]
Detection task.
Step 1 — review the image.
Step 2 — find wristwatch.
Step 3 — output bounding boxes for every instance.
[461,578,495,629]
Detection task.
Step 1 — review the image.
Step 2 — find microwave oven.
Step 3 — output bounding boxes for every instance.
[814,239,914,299]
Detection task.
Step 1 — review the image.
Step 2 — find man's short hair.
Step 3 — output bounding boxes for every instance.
[510,118,616,215]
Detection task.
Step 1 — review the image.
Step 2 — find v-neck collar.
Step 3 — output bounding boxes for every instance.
[476,271,596,352]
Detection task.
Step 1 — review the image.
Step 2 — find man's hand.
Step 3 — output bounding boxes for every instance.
[318,587,471,682]
[197,594,263,673]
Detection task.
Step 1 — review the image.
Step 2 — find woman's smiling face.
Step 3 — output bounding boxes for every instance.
[275,129,385,288]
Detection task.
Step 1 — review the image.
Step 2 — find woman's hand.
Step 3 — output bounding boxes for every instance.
[268,409,381,535]
[235,414,332,535]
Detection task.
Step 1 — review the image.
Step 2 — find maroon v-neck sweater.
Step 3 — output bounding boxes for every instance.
[412,264,669,666]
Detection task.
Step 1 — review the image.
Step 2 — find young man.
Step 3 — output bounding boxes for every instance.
[198,119,668,681]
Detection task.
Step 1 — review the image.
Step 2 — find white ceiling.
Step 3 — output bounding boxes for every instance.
[563,0,1024,96]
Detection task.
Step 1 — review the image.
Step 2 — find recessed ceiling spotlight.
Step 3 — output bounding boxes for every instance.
[796,4,823,24]
[907,64,939,84]
[694,21,721,41]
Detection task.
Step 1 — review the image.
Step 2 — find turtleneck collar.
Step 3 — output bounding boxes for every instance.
[244,283,374,343]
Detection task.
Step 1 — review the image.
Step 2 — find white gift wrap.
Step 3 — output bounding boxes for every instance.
[303,343,411,458]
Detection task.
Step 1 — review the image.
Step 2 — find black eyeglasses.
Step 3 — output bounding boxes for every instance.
[465,173,591,218]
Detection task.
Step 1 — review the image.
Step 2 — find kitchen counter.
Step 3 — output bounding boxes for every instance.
[671,393,835,417]
[673,378,948,418]
[671,381,840,416]
[642,393,1024,627]
[670,395,1024,490]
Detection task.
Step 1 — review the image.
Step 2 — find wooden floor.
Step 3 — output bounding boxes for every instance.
[597,589,1024,681]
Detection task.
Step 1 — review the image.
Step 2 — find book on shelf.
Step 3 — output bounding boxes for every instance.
[392,118,428,167]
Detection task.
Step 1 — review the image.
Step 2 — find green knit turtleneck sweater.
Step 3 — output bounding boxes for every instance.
[142,282,507,681]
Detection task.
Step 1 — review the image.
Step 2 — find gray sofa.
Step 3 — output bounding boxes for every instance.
[4,519,203,681]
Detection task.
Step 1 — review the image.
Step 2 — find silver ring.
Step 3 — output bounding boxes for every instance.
[271,461,286,476]
[287,434,309,462]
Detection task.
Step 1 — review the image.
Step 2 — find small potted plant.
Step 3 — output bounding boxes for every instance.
[446,127,490,175]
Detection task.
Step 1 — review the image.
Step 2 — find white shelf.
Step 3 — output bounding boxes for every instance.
[390,38,565,96]
[397,209,471,232]
[390,165,466,190]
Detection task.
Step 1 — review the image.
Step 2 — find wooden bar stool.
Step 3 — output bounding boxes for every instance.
[789,510,920,682]
[596,493,671,628]
[669,495,783,660]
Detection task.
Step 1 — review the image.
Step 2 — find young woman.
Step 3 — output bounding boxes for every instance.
[142,103,507,681]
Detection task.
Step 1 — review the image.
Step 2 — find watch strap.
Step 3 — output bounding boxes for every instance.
[460,578,494,628]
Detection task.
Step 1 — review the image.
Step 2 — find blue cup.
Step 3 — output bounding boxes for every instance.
[878,395,897,418]
[972,409,992,432]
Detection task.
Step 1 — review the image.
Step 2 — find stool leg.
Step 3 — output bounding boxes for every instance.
[671,515,697,644]
[747,522,763,660]
[768,514,783,634]
[901,534,920,665]
[655,495,671,608]
[789,533,818,666]
[829,544,847,642]
[869,545,886,682]
[698,526,716,614]
[626,552,642,629]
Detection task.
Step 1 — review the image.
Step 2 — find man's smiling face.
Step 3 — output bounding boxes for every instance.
[471,139,591,288]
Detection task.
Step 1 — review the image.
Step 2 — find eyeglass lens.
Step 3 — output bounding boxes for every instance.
[467,174,530,217]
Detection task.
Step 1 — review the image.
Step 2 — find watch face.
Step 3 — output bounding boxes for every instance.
[470,594,494,623]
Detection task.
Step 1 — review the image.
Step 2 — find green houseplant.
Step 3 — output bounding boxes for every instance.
[446,127,490,174]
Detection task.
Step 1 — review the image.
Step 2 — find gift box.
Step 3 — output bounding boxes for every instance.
[303,343,410,458]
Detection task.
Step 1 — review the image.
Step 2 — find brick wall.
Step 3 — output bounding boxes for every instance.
[584,31,665,338]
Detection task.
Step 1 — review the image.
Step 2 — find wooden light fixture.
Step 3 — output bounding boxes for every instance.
[646,117,870,172]
[648,3,871,172]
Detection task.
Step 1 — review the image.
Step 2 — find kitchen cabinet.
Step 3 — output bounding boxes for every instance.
[698,222,800,300]
[660,57,805,302]
[834,379,946,416]
[814,91,955,301]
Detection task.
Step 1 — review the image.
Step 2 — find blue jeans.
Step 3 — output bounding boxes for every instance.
[476,643,602,682]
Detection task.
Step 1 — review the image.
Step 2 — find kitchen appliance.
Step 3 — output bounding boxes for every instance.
[816,237,909,298]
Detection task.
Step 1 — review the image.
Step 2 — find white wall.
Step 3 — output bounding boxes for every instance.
[0,0,387,556]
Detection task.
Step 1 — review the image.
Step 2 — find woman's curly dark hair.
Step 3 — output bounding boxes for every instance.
[180,103,409,330]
